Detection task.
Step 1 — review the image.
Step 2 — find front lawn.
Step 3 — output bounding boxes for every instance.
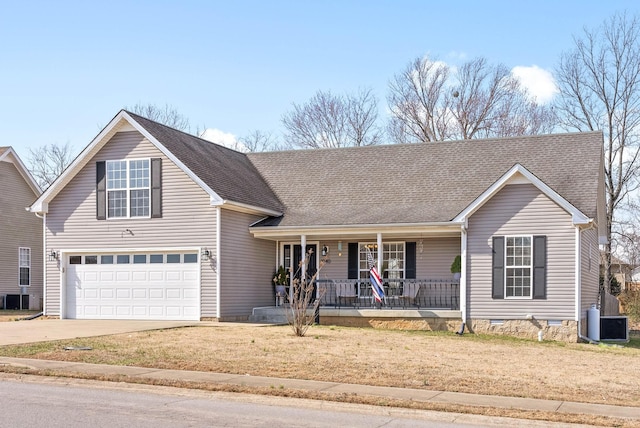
[0,324,638,409]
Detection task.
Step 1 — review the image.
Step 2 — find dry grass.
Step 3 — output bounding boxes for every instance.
[1,323,639,409]
[0,310,38,322]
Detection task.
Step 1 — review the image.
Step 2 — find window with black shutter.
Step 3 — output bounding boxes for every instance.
[492,235,546,299]
[96,158,162,219]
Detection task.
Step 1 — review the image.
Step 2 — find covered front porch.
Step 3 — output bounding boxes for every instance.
[249,223,467,328]
[251,277,462,329]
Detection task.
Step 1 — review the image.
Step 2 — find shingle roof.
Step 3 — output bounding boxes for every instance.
[126,112,284,213]
[247,132,603,227]
[0,147,8,156]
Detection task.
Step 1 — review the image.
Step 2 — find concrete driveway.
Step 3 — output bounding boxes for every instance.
[0,319,200,346]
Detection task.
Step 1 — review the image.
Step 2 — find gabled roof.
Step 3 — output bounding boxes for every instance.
[0,146,41,196]
[30,110,283,215]
[29,109,604,235]
[248,131,603,228]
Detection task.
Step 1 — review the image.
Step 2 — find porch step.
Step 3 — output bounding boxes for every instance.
[249,306,288,324]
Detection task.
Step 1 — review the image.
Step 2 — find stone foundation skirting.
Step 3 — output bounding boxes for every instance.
[469,319,579,342]
[316,309,579,342]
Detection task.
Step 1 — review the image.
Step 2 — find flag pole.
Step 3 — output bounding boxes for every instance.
[366,246,385,305]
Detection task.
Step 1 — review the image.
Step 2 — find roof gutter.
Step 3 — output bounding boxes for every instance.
[250,221,464,238]
[214,199,282,217]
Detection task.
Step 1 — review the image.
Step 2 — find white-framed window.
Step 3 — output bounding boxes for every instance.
[505,236,532,298]
[358,242,405,281]
[106,158,150,219]
[18,247,30,286]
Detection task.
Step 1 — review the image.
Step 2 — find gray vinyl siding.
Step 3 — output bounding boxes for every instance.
[467,183,576,319]
[44,131,217,317]
[417,237,460,278]
[580,227,599,330]
[316,241,348,279]
[317,238,460,280]
[218,209,276,318]
[0,161,42,306]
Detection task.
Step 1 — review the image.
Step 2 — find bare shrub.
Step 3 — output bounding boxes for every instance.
[619,290,640,322]
[283,249,326,337]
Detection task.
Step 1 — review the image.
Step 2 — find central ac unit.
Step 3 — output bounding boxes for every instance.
[600,316,629,342]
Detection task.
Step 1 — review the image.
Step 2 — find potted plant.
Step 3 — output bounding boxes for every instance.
[450,255,461,281]
[273,265,289,305]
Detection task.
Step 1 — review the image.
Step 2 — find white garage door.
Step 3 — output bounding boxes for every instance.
[66,252,200,320]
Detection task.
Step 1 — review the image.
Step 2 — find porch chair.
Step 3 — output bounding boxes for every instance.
[335,282,357,307]
[398,283,420,308]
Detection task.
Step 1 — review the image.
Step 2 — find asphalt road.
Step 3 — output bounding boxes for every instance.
[0,376,539,428]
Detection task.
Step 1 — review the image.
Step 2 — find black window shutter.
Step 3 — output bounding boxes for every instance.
[492,236,505,299]
[96,161,106,220]
[532,235,547,299]
[405,242,416,279]
[347,243,358,279]
[151,158,162,218]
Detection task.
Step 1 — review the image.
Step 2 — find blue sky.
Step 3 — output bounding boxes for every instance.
[1,0,638,158]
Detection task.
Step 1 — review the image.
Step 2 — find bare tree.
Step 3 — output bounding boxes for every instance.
[28,142,75,189]
[345,88,382,146]
[554,13,640,313]
[282,88,382,149]
[387,57,451,143]
[238,130,286,152]
[282,248,326,337]
[127,103,190,131]
[387,56,555,143]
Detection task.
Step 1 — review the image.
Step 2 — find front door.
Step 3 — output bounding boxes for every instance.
[293,244,317,280]
[282,243,318,299]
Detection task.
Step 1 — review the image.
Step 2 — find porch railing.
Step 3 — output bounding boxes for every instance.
[314,278,460,310]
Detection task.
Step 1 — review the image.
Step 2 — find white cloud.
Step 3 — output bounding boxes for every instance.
[512,65,558,104]
[199,128,248,152]
[446,51,468,61]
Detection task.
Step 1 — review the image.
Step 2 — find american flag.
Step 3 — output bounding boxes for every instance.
[366,247,385,303]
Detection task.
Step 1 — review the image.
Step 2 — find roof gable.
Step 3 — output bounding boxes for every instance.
[0,146,41,196]
[30,111,283,215]
[453,164,591,225]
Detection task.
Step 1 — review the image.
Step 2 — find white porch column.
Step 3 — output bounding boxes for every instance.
[460,223,467,322]
[377,233,383,273]
[301,234,307,282]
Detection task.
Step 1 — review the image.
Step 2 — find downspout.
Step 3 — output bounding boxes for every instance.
[459,221,468,334]
[27,208,46,315]
[576,223,598,344]
[216,207,221,319]
[42,212,47,316]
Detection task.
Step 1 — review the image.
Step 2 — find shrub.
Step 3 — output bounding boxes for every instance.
[619,290,640,322]
[599,275,622,296]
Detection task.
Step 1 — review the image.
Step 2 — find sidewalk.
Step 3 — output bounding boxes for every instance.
[0,356,638,422]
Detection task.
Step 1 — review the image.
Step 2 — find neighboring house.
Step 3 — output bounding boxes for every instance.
[0,147,42,309]
[600,251,631,292]
[29,110,606,341]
